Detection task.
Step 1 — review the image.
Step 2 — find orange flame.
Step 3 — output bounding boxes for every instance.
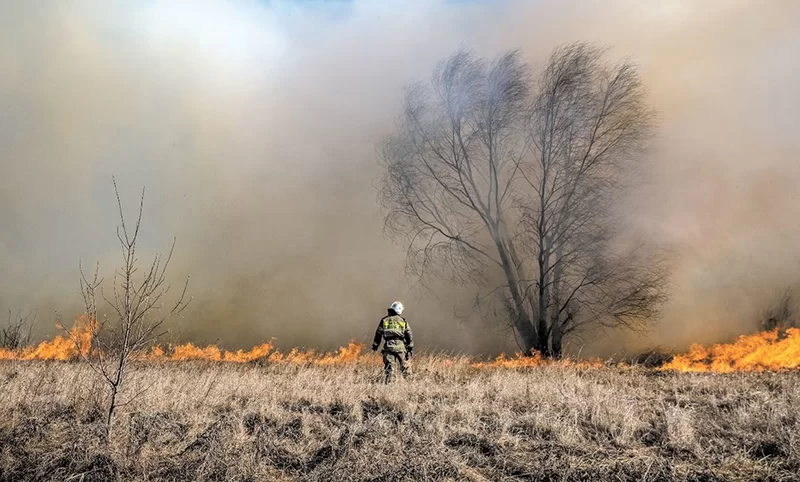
[134,338,369,365]
[469,351,604,369]
[0,316,373,366]
[140,342,276,363]
[661,328,800,373]
[264,341,366,365]
[0,315,94,361]
[4,316,798,372]
[137,340,370,365]
[470,351,546,369]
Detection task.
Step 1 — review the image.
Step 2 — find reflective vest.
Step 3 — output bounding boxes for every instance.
[381,315,407,341]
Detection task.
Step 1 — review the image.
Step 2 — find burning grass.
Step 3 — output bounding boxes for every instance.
[6,317,800,372]
[0,318,372,366]
[0,318,606,369]
[1,358,798,481]
[2,319,799,480]
[661,328,800,373]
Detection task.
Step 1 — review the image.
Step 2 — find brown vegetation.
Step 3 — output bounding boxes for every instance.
[1,359,797,481]
[0,310,35,351]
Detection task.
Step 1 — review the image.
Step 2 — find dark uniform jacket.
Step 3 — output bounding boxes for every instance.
[372,312,413,353]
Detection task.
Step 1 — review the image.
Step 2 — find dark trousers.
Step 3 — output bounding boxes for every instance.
[382,350,409,383]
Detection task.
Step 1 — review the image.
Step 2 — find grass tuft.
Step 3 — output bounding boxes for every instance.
[0,358,797,481]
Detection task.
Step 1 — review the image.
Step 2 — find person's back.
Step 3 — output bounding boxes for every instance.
[372,301,413,382]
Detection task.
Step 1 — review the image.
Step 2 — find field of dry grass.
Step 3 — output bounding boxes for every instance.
[1,357,798,482]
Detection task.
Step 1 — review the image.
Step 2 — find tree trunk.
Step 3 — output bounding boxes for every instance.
[106,384,118,438]
[550,245,565,359]
[536,232,552,357]
[494,236,538,355]
[514,310,537,356]
[550,322,563,359]
[535,295,551,357]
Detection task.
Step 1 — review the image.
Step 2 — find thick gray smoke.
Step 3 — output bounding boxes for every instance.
[1,0,798,355]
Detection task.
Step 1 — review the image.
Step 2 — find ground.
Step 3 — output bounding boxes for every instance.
[0,358,798,481]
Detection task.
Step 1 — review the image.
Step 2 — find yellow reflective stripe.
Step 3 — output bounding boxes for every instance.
[382,319,406,331]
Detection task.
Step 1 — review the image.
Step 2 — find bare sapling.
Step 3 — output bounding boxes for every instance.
[61,177,190,437]
[0,309,36,350]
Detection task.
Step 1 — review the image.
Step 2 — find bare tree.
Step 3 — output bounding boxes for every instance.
[379,43,667,357]
[1,309,36,350]
[761,288,797,332]
[63,177,190,436]
[521,43,667,357]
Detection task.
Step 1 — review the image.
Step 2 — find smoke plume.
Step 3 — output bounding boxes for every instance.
[1,0,798,355]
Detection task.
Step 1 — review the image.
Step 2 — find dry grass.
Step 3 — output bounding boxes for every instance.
[0,357,798,481]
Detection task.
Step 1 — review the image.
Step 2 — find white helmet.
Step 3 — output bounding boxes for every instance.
[390,301,404,315]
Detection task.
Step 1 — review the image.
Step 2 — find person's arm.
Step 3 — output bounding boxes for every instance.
[404,319,413,351]
[372,319,384,351]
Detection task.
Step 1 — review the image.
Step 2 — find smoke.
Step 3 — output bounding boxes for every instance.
[0,0,798,355]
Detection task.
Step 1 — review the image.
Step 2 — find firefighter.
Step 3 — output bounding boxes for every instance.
[372,301,413,383]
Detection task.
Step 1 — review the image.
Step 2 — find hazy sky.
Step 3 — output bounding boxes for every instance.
[1,0,798,355]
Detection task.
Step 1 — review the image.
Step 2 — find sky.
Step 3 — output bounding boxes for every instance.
[1,0,799,356]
